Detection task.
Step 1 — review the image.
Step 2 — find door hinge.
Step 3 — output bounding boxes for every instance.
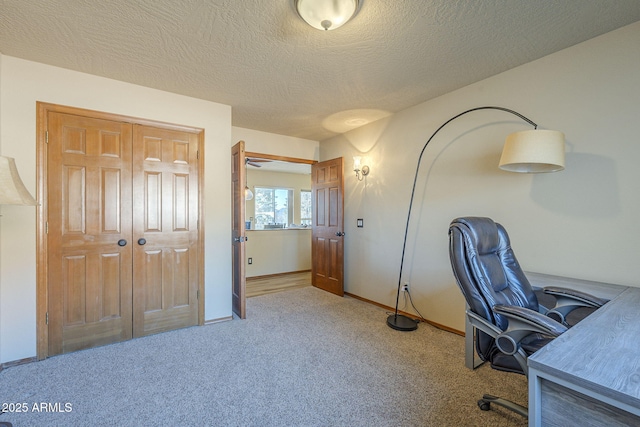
[45,222,48,234]
[46,312,49,325]
[197,150,200,159]
[45,130,49,144]
[197,290,200,300]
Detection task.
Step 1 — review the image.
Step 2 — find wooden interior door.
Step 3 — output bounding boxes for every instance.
[132,125,200,337]
[47,112,133,355]
[231,141,247,318]
[311,158,344,296]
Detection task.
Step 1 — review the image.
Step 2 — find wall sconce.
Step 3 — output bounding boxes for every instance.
[295,0,360,31]
[353,156,370,181]
[0,156,38,206]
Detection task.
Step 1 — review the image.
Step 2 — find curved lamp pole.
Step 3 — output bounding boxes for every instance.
[387,106,565,331]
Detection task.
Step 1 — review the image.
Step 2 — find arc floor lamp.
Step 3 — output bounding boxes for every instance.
[387,106,565,331]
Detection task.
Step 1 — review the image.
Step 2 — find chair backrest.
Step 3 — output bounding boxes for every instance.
[449,217,539,358]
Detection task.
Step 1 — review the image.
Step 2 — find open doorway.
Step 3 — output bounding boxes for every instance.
[231,146,345,318]
[244,152,315,297]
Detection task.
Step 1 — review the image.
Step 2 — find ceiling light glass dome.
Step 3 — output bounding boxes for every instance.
[295,0,359,31]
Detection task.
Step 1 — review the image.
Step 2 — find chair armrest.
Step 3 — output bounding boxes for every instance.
[467,307,547,375]
[492,304,567,361]
[466,310,504,339]
[544,286,607,306]
[493,305,568,337]
[543,286,607,324]
[465,309,530,375]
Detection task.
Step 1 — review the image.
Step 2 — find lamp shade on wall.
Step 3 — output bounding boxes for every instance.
[499,130,565,173]
[295,0,359,30]
[0,156,37,205]
[353,156,361,171]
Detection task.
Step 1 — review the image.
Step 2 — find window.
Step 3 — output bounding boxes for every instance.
[254,187,293,229]
[300,190,312,226]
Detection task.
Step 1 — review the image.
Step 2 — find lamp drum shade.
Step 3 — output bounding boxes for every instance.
[499,129,565,173]
[0,156,38,205]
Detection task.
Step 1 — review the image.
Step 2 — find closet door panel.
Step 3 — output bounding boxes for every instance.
[47,112,133,355]
[132,125,199,337]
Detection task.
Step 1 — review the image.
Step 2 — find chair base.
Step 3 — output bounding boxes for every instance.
[386,314,418,331]
[478,394,528,418]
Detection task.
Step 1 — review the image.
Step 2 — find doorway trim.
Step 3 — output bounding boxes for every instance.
[245,152,317,165]
[36,102,205,360]
[234,151,317,316]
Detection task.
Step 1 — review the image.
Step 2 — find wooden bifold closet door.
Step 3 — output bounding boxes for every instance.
[45,108,200,357]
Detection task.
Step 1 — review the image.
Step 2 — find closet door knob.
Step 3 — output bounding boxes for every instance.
[117,239,127,247]
[138,238,146,245]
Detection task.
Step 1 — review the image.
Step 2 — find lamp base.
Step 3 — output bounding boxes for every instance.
[386,314,418,331]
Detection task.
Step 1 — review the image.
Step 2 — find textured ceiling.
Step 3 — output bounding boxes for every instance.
[1,0,639,141]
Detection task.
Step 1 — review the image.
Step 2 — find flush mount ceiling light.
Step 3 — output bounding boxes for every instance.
[295,0,360,31]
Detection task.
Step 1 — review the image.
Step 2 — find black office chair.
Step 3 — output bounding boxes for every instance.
[448,217,606,417]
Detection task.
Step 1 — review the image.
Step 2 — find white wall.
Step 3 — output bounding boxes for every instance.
[320,22,640,332]
[0,53,3,363]
[245,229,311,277]
[0,55,232,363]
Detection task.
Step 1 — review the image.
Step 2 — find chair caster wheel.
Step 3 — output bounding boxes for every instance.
[478,399,491,411]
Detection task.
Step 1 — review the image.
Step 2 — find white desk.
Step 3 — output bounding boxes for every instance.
[528,287,640,426]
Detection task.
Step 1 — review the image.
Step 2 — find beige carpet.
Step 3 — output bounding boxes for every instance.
[0,286,527,426]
